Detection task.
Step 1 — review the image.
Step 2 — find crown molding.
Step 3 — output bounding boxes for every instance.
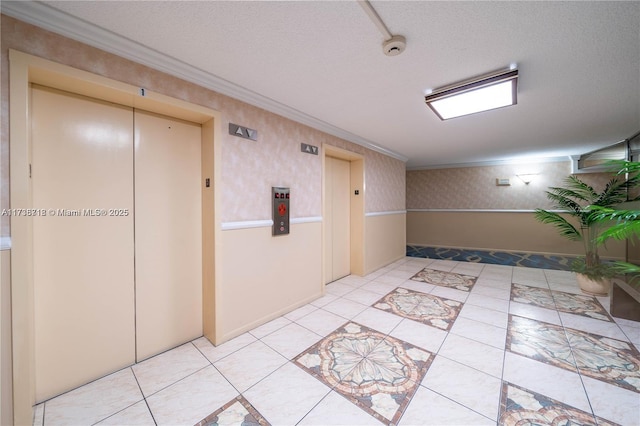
[406,155,570,171]
[1,1,408,162]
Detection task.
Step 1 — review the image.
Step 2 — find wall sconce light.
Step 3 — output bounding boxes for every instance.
[425,67,518,120]
[516,174,538,184]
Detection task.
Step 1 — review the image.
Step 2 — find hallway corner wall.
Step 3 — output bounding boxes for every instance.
[406,160,626,259]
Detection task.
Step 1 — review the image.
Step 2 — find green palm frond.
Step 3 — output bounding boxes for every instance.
[564,175,599,201]
[597,221,640,243]
[534,209,582,241]
[594,177,630,206]
[545,191,583,214]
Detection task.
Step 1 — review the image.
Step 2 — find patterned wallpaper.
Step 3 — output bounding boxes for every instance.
[407,161,617,210]
[0,15,406,232]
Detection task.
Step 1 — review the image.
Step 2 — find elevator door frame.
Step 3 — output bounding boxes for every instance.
[8,50,220,425]
[322,145,365,284]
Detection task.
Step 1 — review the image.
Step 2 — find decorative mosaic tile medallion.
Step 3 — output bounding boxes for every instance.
[195,395,270,426]
[510,283,612,321]
[507,315,640,393]
[410,268,477,292]
[499,382,620,426]
[373,287,463,331]
[294,322,434,424]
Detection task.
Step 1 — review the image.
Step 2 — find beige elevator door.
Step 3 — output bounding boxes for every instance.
[32,86,204,401]
[32,85,136,402]
[134,110,203,361]
[325,156,351,283]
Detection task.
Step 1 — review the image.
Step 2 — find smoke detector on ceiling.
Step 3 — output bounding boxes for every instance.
[383,35,406,56]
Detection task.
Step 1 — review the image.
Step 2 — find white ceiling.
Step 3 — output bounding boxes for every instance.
[4,1,640,168]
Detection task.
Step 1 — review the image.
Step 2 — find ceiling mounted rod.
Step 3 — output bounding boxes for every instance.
[357,0,393,41]
[357,0,406,56]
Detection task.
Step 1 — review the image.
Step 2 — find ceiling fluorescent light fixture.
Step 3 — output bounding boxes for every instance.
[425,68,518,120]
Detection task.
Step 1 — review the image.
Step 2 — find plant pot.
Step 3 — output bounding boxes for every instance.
[576,273,611,296]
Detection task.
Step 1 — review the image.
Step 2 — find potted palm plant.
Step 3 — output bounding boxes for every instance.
[590,160,640,319]
[534,168,640,296]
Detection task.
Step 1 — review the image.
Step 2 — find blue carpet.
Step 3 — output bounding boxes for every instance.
[406,245,574,271]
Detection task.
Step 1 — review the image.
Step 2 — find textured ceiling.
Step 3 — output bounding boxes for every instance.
[5,1,640,168]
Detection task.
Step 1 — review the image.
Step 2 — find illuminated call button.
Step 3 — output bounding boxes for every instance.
[278,203,287,216]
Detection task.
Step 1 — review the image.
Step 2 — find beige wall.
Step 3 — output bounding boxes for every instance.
[407,161,625,259]
[219,223,323,341]
[1,15,407,422]
[0,15,405,231]
[407,160,613,210]
[365,213,407,273]
[407,211,625,259]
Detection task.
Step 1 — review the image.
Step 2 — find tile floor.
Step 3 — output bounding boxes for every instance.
[33,257,640,426]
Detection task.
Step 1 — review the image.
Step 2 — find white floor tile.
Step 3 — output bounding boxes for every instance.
[470,285,511,301]
[213,340,287,393]
[559,312,629,341]
[192,333,256,364]
[474,278,512,290]
[33,403,44,426]
[427,260,458,272]
[325,282,356,297]
[399,386,493,426]
[388,318,447,353]
[335,275,370,287]
[451,262,485,277]
[243,362,331,426]
[298,390,377,425]
[502,352,591,413]
[309,293,338,307]
[465,292,510,312]
[43,368,143,426]
[581,375,640,425]
[321,298,368,319]
[132,343,209,397]
[146,366,237,426]
[509,302,562,325]
[352,306,403,334]
[261,323,322,359]
[438,334,504,378]
[385,268,418,279]
[248,316,292,339]
[459,303,508,328]
[422,356,502,421]
[96,401,155,425]
[429,286,469,303]
[371,274,408,286]
[396,280,436,294]
[449,316,507,349]
[342,288,384,305]
[478,266,513,282]
[284,303,318,321]
[295,309,349,336]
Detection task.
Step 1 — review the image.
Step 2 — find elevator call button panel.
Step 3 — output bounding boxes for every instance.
[272,187,290,236]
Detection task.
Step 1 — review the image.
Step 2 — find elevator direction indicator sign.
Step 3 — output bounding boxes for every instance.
[229,123,257,141]
[301,143,319,155]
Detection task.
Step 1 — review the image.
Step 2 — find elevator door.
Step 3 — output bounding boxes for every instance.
[32,85,135,402]
[134,110,203,361]
[325,156,351,283]
[31,86,204,402]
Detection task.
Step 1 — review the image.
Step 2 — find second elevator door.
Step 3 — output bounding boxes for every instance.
[134,110,203,361]
[325,156,351,283]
